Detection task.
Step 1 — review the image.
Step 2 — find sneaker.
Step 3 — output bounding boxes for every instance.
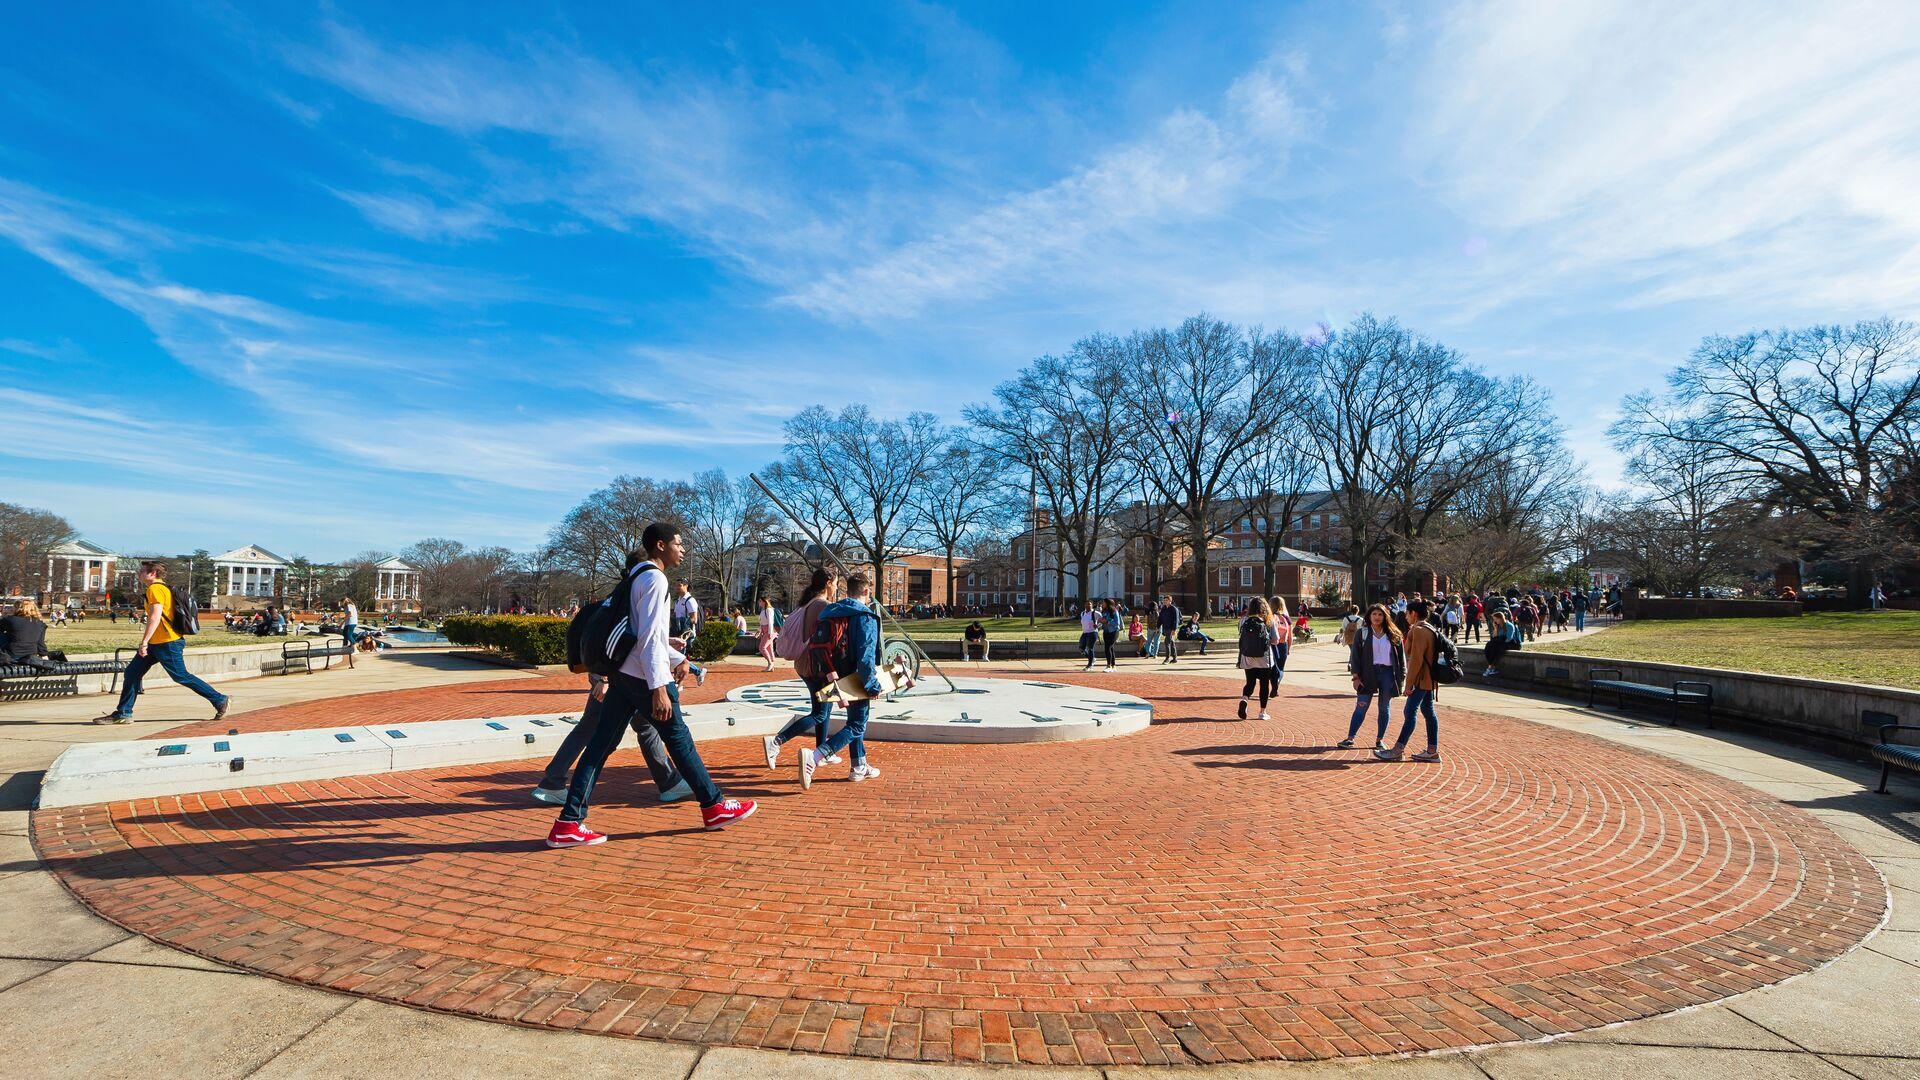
[702,798,758,830]
[1411,748,1442,763]
[545,820,606,848]
[213,697,230,722]
[1336,738,1355,749]
[530,784,568,805]
[1482,666,1497,677]
[799,747,816,790]
[850,763,881,782]
[1373,745,1405,761]
[820,753,843,765]
[91,713,131,725]
[1258,711,1271,721]
[657,778,693,802]
[762,734,780,769]
[1237,698,1248,720]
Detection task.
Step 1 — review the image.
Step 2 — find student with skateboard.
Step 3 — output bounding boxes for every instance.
[798,572,886,789]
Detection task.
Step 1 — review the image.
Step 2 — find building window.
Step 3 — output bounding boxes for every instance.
[967,573,975,585]
[1017,570,1027,586]
[1240,566,1253,587]
[1017,594,1027,605]
[1218,567,1230,587]
[1133,568,1144,585]
[1241,517,1251,530]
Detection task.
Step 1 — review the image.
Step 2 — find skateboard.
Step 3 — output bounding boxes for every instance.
[816,654,917,703]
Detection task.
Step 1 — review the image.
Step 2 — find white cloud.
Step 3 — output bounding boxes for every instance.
[326,188,503,241]
[1410,0,1920,312]
[781,62,1310,320]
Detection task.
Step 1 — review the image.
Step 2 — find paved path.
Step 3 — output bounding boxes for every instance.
[5,647,1919,1078]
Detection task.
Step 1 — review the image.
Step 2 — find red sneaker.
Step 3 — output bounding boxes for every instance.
[545,820,606,848]
[702,798,758,830]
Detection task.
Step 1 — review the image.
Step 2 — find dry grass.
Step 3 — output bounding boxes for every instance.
[1550,610,1920,689]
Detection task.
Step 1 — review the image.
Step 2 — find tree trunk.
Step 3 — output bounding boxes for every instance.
[1076,560,1092,612]
[1189,516,1210,620]
[1849,561,1875,610]
[944,548,956,609]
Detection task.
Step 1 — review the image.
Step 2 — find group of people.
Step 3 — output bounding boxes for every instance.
[1336,600,1455,762]
[536,521,904,849]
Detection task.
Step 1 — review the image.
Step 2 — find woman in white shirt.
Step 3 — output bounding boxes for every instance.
[1339,604,1404,750]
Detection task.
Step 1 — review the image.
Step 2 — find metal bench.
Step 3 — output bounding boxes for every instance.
[0,652,127,701]
[1872,723,1920,794]
[280,636,354,675]
[1586,667,1713,727]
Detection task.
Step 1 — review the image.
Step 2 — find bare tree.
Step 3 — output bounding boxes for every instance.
[1122,316,1303,616]
[0,502,77,598]
[1236,428,1324,597]
[683,468,774,611]
[1303,314,1543,604]
[546,475,694,593]
[1404,427,1587,593]
[1613,318,1920,604]
[965,339,1135,611]
[916,436,1012,609]
[781,405,942,597]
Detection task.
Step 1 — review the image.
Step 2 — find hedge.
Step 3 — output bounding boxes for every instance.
[441,614,570,666]
[688,620,738,664]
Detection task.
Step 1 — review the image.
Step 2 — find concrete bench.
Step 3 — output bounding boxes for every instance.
[1587,667,1714,727]
[1872,723,1920,794]
[280,637,354,675]
[0,654,126,701]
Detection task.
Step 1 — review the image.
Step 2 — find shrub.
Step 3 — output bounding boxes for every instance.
[688,619,738,664]
[441,614,569,666]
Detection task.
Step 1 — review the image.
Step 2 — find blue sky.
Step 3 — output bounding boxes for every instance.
[5,1,1918,561]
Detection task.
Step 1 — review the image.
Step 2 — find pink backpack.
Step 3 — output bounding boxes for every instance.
[774,602,814,661]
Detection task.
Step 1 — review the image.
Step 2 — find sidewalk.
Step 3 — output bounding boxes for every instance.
[3,646,1917,1078]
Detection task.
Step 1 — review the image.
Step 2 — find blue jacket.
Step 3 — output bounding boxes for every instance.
[1102,609,1121,634]
[820,598,883,695]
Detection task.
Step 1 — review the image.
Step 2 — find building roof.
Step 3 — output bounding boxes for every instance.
[375,557,416,572]
[1206,544,1351,571]
[212,545,289,567]
[50,539,116,558]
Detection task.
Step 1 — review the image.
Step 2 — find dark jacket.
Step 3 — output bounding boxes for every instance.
[1157,603,1180,632]
[0,615,49,662]
[1346,626,1405,697]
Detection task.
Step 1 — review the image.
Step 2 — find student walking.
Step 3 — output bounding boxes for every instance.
[1572,588,1590,631]
[1099,599,1121,670]
[1463,593,1483,643]
[1338,604,1403,750]
[1377,599,1443,762]
[1268,596,1293,682]
[1235,599,1280,720]
[1156,595,1180,664]
[756,598,778,671]
[763,568,845,769]
[94,561,230,724]
[341,596,359,667]
[670,581,700,637]
[1079,604,1100,670]
[546,523,755,847]
[799,572,885,788]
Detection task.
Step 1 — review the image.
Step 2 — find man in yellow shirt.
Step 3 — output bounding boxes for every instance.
[94,561,230,724]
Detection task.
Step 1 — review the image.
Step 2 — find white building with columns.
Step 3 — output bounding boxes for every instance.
[212,545,289,611]
[43,539,117,609]
[373,557,421,614]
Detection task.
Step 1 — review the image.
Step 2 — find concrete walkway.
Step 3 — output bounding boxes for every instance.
[4,647,1918,1079]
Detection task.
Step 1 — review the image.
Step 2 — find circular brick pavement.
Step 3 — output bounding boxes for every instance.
[33,672,1885,1066]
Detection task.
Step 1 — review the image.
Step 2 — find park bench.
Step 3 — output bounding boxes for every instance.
[1586,667,1714,727]
[281,636,354,675]
[0,651,127,701]
[1872,723,1920,794]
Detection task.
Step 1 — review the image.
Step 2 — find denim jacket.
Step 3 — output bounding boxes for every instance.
[820,598,883,695]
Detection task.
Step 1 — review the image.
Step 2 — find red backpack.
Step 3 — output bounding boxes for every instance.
[806,607,874,677]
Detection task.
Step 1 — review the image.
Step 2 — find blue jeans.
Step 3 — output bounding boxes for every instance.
[560,676,721,822]
[816,697,869,766]
[343,623,358,647]
[1394,688,1437,749]
[1271,642,1289,681]
[111,639,225,718]
[539,689,681,793]
[1345,664,1395,742]
[772,671,834,746]
[1574,611,1586,630]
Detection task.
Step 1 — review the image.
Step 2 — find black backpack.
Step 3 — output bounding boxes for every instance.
[172,588,200,636]
[1430,626,1461,684]
[579,562,655,676]
[1237,616,1269,658]
[564,604,595,673]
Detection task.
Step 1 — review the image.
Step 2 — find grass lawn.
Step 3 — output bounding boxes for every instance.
[1550,610,1920,690]
[45,622,300,655]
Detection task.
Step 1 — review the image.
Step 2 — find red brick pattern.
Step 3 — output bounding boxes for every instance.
[35,672,1884,1066]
